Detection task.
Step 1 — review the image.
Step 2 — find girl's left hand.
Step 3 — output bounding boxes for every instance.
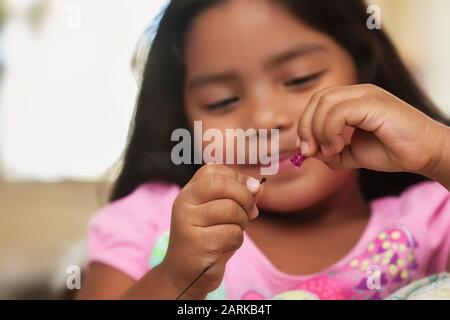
[297,84,449,175]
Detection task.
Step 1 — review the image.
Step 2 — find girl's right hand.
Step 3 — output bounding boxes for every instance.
[160,164,262,299]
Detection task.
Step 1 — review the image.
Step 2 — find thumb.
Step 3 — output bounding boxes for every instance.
[245,177,265,220]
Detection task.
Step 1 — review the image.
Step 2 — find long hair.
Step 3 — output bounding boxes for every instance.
[110,0,450,202]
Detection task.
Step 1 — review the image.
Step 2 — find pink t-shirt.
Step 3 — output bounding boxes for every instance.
[87,180,450,300]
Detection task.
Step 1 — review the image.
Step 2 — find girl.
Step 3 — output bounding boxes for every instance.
[78,0,450,300]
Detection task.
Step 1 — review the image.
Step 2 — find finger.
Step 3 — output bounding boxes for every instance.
[188,174,256,212]
[191,163,262,195]
[342,126,355,145]
[313,145,359,170]
[312,93,340,156]
[310,85,372,155]
[315,98,361,156]
[313,84,376,105]
[191,163,246,185]
[246,178,264,220]
[191,199,249,230]
[298,86,356,156]
[322,97,385,154]
[297,88,331,156]
[248,205,259,220]
[200,224,244,254]
[253,181,264,203]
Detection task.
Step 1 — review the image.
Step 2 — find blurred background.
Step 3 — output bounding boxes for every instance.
[0,0,449,299]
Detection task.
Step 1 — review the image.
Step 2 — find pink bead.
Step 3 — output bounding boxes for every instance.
[290,151,307,167]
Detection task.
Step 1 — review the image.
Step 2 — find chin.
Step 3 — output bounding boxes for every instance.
[257,172,351,213]
[258,187,323,213]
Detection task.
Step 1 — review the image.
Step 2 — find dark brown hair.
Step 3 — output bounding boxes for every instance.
[111,0,450,202]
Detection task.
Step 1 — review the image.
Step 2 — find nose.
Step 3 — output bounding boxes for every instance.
[247,91,294,134]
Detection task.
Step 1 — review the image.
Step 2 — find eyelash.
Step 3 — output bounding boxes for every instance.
[284,71,324,88]
[204,97,239,112]
[203,71,325,112]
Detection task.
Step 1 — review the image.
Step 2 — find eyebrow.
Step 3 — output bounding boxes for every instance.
[265,44,326,70]
[186,44,326,91]
[187,73,238,92]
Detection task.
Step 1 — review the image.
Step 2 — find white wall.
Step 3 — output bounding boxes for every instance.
[370,0,450,115]
[0,0,167,181]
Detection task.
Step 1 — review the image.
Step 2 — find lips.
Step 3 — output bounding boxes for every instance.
[239,149,299,168]
[278,150,296,162]
[257,150,297,168]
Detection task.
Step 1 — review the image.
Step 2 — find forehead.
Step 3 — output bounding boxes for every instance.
[184,0,332,75]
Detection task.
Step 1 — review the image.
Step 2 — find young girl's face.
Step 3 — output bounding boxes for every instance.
[183,0,359,213]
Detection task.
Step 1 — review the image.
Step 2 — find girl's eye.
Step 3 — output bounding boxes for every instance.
[203,97,239,112]
[284,71,325,88]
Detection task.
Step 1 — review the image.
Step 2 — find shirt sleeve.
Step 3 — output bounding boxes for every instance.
[399,181,450,274]
[85,183,179,280]
[426,183,450,273]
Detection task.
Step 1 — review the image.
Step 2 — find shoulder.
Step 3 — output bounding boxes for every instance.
[399,180,449,205]
[86,182,180,280]
[398,181,450,219]
[89,182,180,231]
[371,180,450,220]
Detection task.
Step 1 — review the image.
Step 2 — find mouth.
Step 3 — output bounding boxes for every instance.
[278,150,297,162]
[258,149,299,169]
[236,148,300,171]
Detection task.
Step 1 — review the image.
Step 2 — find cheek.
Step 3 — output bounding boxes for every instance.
[284,94,312,118]
[329,48,358,85]
[195,124,249,165]
[184,107,254,161]
[228,163,262,179]
[183,99,200,123]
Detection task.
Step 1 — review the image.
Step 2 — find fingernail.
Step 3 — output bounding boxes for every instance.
[296,137,301,148]
[246,177,260,193]
[300,141,310,155]
[249,206,259,220]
